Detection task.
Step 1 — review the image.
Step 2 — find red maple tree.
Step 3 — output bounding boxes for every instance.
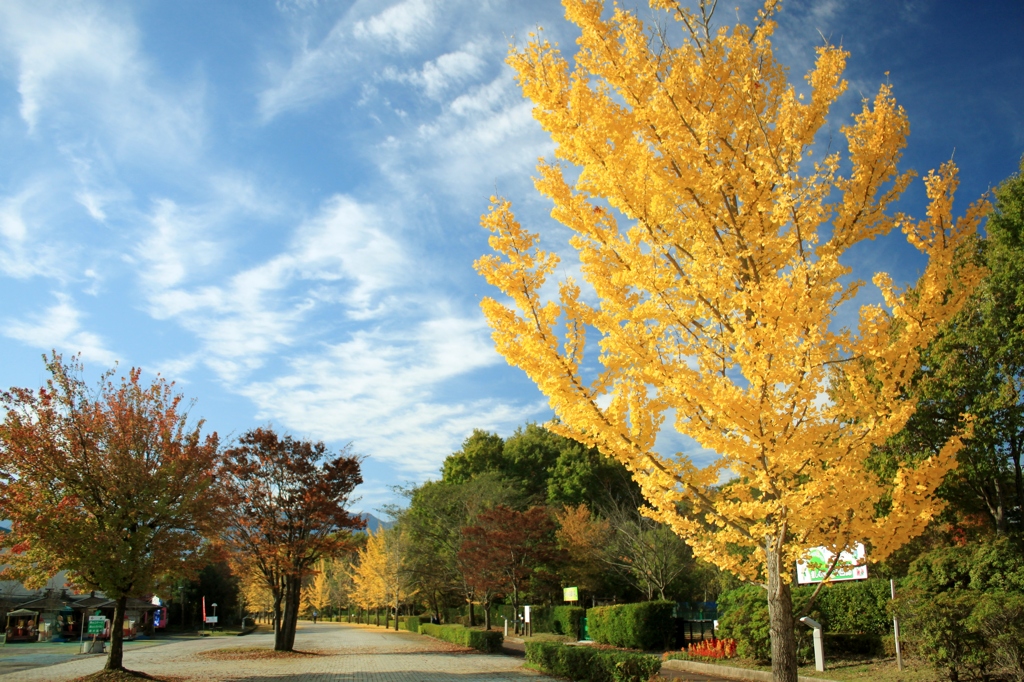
[222,427,363,651]
[458,505,563,631]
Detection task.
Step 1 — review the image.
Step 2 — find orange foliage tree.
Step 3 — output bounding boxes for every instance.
[221,427,363,651]
[0,355,222,672]
[476,1,988,679]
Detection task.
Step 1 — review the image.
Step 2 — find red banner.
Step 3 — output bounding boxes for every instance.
[202,596,206,623]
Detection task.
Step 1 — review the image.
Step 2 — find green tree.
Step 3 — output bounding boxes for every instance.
[884,162,1024,534]
[401,473,520,625]
[0,355,222,672]
[441,429,506,484]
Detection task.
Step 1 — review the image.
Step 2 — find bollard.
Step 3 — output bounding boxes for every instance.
[799,616,825,672]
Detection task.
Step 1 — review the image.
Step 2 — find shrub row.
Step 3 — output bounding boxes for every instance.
[525,641,660,682]
[398,616,421,633]
[418,623,503,653]
[553,606,586,640]
[587,601,674,651]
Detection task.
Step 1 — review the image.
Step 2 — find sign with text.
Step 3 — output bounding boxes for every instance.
[796,544,868,584]
[87,616,105,634]
[205,616,218,624]
[563,587,579,602]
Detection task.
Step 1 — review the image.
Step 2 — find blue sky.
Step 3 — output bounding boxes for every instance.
[1,0,1022,515]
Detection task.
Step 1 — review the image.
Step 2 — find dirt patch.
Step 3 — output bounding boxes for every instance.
[74,669,188,682]
[198,646,325,660]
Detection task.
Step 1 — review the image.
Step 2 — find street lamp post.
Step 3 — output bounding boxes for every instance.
[212,603,218,631]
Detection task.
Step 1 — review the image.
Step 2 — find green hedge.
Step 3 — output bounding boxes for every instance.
[418,623,503,653]
[553,606,586,640]
[525,641,660,682]
[399,616,421,633]
[586,601,674,651]
[816,579,892,634]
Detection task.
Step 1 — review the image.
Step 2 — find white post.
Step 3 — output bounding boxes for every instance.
[799,616,825,672]
[890,579,903,671]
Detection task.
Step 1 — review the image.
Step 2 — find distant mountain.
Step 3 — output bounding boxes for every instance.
[357,512,394,534]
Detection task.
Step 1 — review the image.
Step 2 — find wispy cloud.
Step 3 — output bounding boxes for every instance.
[0,183,65,280]
[382,44,486,100]
[258,0,445,121]
[4,293,118,366]
[0,0,205,162]
[136,194,408,382]
[239,316,540,476]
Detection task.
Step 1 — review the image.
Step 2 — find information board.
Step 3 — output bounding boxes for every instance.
[87,616,105,635]
[563,587,579,602]
[796,543,868,584]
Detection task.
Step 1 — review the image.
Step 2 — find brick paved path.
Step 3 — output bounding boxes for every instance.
[1,622,558,681]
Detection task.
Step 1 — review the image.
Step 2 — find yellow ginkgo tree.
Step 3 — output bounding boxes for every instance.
[476,1,987,679]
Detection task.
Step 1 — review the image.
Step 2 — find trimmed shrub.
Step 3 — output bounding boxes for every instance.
[815,579,892,635]
[586,601,674,651]
[525,641,661,682]
[401,616,422,633]
[418,623,503,653]
[553,606,586,640]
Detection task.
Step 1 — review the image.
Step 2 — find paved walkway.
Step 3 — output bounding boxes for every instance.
[0,622,559,681]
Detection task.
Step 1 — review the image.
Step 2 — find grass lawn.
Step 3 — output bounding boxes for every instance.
[675,656,940,682]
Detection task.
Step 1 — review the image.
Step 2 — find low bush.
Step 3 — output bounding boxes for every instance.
[716,584,818,664]
[401,616,421,633]
[525,641,661,682]
[586,601,674,651]
[418,623,503,653]
[815,579,892,635]
[553,606,586,640]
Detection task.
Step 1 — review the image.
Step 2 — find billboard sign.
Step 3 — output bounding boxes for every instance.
[563,587,579,602]
[796,543,868,584]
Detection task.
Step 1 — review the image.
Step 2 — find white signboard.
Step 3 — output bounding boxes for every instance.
[796,544,868,584]
[205,616,218,624]
[523,606,531,624]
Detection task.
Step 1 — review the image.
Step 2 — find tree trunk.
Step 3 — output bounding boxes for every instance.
[484,598,491,631]
[467,598,475,627]
[272,591,283,642]
[275,576,301,651]
[104,595,128,671]
[766,540,798,682]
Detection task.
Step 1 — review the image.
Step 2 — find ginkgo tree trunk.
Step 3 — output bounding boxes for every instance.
[476,1,988,680]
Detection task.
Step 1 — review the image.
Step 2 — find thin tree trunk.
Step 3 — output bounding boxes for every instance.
[467,598,475,627]
[766,538,798,682]
[272,590,283,643]
[104,595,128,671]
[484,598,491,631]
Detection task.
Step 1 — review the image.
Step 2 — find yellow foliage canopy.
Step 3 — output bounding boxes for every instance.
[476,0,987,583]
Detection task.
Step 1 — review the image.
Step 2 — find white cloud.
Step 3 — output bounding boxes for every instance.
[0,0,204,162]
[383,46,486,100]
[258,0,445,121]
[134,194,407,381]
[4,293,118,366]
[352,0,437,53]
[0,183,63,280]
[239,317,541,476]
